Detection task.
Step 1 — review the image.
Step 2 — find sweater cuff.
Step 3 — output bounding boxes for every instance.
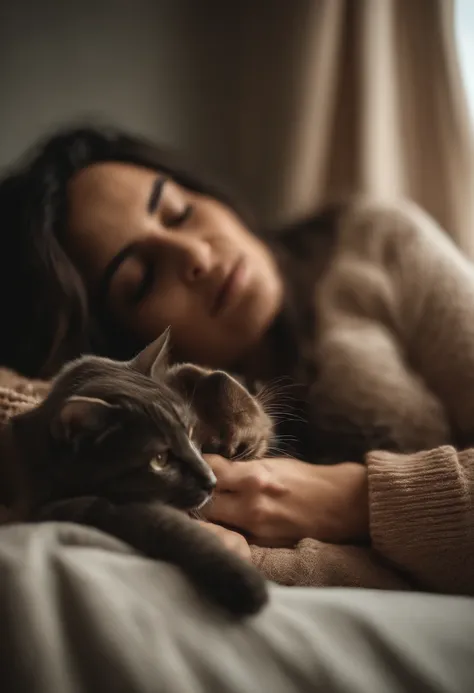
[366,446,470,568]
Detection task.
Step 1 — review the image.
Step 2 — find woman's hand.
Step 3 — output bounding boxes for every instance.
[202,455,369,547]
[195,520,252,561]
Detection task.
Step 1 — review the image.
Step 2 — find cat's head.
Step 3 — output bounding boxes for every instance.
[13,330,217,511]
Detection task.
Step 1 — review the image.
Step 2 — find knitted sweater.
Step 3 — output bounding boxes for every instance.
[269,198,474,462]
[252,445,474,595]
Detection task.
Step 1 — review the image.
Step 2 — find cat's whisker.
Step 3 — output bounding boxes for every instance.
[256,380,299,407]
[272,412,307,424]
[262,400,302,411]
[268,438,298,453]
[269,436,296,446]
[272,436,298,447]
[261,410,290,421]
[267,398,304,409]
[261,386,299,399]
[258,394,298,410]
[265,446,295,458]
[274,432,299,440]
[231,448,252,462]
[265,416,287,426]
[248,444,261,461]
[189,508,205,521]
[257,376,297,392]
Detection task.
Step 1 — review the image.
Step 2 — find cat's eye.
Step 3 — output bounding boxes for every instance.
[149,452,168,473]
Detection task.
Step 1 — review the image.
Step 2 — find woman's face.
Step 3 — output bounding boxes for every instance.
[66,162,283,367]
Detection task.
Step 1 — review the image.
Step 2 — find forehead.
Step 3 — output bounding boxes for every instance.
[66,162,159,283]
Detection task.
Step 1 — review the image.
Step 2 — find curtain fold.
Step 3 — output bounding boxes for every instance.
[188,1,473,255]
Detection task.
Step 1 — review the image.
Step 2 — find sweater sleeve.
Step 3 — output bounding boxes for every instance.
[367,445,474,595]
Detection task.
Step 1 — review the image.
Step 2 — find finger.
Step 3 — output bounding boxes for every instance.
[202,454,234,491]
[203,454,256,492]
[202,491,251,531]
[195,520,252,561]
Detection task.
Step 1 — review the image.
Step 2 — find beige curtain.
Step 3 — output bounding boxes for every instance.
[184,0,474,255]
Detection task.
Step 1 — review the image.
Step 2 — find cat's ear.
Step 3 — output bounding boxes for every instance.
[52,396,117,443]
[128,327,171,379]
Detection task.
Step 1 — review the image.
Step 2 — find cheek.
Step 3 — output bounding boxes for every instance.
[130,287,194,342]
[201,200,253,249]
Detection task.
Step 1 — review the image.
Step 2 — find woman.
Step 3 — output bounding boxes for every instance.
[0,124,473,594]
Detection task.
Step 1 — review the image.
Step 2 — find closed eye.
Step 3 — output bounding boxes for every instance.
[164,204,193,229]
[129,206,193,305]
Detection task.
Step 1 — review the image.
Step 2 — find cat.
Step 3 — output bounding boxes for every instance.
[0,329,273,617]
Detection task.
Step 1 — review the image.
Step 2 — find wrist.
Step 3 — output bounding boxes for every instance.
[336,462,369,541]
[307,462,369,543]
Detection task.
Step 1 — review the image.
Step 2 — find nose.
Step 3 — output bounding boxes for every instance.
[166,235,212,284]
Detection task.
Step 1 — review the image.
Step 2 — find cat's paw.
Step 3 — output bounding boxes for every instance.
[203,556,269,617]
[202,390,274,462]
[220,420,272,461]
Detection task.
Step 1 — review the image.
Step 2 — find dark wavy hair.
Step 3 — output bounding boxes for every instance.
[0,124,254,378]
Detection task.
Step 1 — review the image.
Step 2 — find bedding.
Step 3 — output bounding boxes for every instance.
[1,522,473,693]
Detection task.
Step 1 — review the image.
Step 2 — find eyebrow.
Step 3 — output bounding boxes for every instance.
[96,175,166,308]
[147,175,165,214]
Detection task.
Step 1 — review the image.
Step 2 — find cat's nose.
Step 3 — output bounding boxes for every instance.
[202,471,217,492]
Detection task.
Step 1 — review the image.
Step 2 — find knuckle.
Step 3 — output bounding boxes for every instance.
[224,530,248,554]
[243,467,269,493]
[232,534,246,551]
[202,453,221,464]
[247,499,270,531]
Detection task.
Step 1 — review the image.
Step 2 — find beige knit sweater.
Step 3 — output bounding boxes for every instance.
[1,368,472,596]
[252,446,474,595]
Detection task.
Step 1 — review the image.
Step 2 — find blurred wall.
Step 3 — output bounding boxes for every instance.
[0,0,323,222]
[0,1,222,167]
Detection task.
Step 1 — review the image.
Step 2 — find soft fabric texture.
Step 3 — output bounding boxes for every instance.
[1,522,473,693]
[251,445,474,595]
[273,197,474,463]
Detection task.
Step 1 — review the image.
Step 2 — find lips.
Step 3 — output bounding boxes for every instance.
[211,258,245,317]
